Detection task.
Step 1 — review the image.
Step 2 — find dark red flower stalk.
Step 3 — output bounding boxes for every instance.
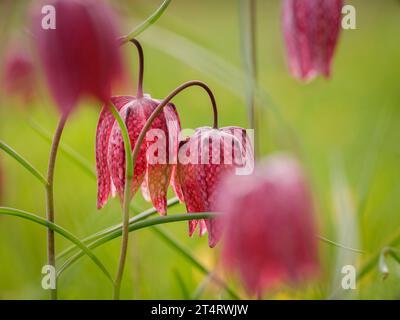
[96,40,181,214]
[175,126,254,248]
[32,0,123,114]
[218,154,319,294]
[2,45,36,101]
[283,0,342,81]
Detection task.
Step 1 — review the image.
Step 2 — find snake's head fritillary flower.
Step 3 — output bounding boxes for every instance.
[96,95,181,214]
[2,45,35,101]
[32,0,123,114]
[283,0,342,81]
[175,126,254,248]
[218,154,319,294]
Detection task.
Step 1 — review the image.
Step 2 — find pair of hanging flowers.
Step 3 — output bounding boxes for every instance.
[0,0,343,297]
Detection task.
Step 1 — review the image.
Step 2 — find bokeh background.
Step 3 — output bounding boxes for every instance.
[0,0,400,299]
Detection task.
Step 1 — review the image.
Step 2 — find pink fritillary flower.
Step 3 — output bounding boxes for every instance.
[32,0,123,114]
[175,126,254,248]
[218,154,319,294]
[2,45,35,101]
[96,95,181,215]
[283,0,342,81]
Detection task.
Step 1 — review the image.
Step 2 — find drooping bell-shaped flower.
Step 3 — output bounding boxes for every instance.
[96,95,181,214]
[2,45,35,101]
[32,0,123,114]
[218,154,319,294]
[175,126,254,248]
[282,0,342,81]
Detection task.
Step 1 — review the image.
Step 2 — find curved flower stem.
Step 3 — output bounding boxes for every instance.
[108,80,217,299]
[129,39,144,98]
[131,81,219,173]
[108,102,133,300]
[120,0,173,44]
[45,113,68,300]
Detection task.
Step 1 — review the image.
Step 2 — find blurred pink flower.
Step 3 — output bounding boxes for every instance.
[32,0,123,114]
[218,154,319,294]
[96,95,181,214]
[283,0,342,81]
[175,126,254,248]
[2,45,35,101]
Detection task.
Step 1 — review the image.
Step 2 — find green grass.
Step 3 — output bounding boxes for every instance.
[0,0,400,299]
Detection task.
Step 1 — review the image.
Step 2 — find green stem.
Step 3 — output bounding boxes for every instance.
[56,197,180,261]
[120,0,173,44]
[0,140,48,186]
[108,102,134,300]
[239,0,259,158]
[134,81,219,161]
[57,213,215,278]
[318,236,364,254]
[108,80,218,299]
[45,114,68,300]
[0,207,113,284]
[173,269,191,299]
[109,80,218,299]
[191,272,213,300]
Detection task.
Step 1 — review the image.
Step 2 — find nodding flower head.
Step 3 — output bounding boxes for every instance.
[175,126,254,248]
[218,154,319,295]
[2,45,36,101]
[32,0,123,114]
[96,94,181,214]
[282,0,342,81]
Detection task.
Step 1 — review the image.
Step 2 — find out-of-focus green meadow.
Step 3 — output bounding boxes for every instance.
[0,0,400,299]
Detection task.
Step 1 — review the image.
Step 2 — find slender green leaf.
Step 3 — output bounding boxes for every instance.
[0,140,48,186]
[173,269,191,300]
[191,272,213,300]
[0,207,113,284]
[121,0,172,44]
[57,213,215,278]
[56,197,180,261]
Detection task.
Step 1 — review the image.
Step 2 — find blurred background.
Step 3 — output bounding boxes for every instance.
[0,0,400,299]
